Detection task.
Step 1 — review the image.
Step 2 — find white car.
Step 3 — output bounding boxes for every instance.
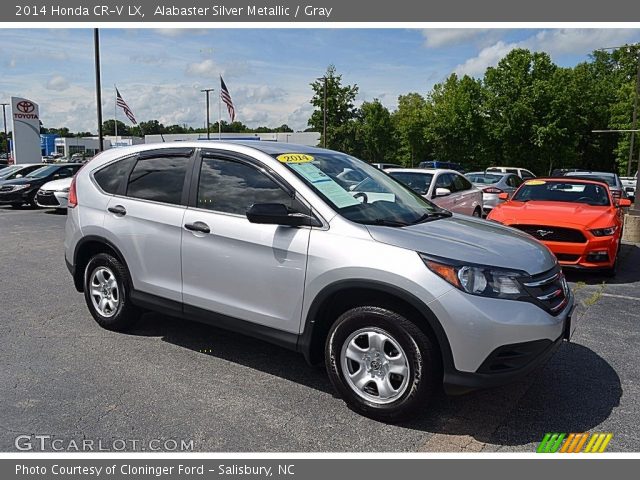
[36,177,73,210]
[486,166,536,179]
[386,168,484,217]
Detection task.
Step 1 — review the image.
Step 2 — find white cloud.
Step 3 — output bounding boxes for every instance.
[185,59,250,79]
[454,29,640,77]
[154,28,209,38]
[46,75,70,91]
[422,29,494,48]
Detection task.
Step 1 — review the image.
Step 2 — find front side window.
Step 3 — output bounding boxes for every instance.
[452,173,472,191]
[126,156,188,205]
[388,172,433,195]
[197,157,293,215]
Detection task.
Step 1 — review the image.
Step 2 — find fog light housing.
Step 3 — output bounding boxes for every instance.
[586,250,609,263]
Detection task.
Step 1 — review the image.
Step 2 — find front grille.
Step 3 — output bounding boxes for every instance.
[513,224,586,243]
[36,191,59,206]
[521,266,569,316]
[555,253,580,262]
[477,339,553,373]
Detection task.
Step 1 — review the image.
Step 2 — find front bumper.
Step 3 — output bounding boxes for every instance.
[543,237,618,269]
[428,282,574,394]
[0,188,34,204]
[36,189,68,209]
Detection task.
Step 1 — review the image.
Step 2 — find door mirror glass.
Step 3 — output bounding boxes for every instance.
[434,187,451,197]
[246,203,320,227]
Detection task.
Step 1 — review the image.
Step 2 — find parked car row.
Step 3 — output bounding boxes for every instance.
[0,163,82,209]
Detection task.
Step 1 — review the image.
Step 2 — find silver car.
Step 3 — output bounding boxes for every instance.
[64,142,574,422]
[465,171,524,215]
[386,168,484,217]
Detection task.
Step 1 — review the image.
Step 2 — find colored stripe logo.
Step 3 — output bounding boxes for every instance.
[537,433,612,453]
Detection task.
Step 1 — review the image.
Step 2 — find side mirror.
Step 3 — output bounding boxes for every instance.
[434,188,451,197]
[246,203,321,227]
[498,192,509,200]
[619,198,632,207]
[15,174,23,178]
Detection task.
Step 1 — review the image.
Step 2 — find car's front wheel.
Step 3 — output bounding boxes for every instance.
[325,306,439,422]
[83,253,140,331]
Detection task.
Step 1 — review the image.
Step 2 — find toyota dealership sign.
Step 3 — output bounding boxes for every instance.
[11,96,41,164]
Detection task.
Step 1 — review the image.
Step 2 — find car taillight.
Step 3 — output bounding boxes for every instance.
[68,176,77,208]
[483,187,504,194]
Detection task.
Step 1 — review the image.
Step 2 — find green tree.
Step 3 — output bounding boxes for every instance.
[357,99,397,163]
[308,65,359,150]
[102,119,130,136]
[392,93,430,166]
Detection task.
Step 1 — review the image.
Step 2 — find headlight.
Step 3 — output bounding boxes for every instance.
[10,184,31,191]
[590,226,617,237]
[420,254,526,299]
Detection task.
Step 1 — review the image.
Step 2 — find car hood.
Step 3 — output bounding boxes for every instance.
[366,215,556,275]
[0,176,45,186]
[491,201,614,228]
[39,177,72,191]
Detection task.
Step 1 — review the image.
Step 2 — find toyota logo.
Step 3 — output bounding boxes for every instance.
[16,101,35,114]
[536,229,554,237]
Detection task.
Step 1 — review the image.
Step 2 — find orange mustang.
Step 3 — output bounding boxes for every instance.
[488,178,631,274]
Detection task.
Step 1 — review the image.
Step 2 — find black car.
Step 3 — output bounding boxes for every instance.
[0,164,44,182]
[0,164,82,208]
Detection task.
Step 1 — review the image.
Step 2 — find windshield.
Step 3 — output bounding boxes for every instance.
[0,166,21,178]
[275,152,443,226]
[387,171,434,195]
[513,180,610,206]
[466,173,502,184]
[26,165,58,178]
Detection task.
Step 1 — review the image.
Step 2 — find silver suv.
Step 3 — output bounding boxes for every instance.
[65,142,574,422]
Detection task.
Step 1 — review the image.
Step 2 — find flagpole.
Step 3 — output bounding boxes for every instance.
[114,85,118,147]
[218,77,222,140]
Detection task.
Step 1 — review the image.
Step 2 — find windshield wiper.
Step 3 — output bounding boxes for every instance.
[365,219,409,227]
[410,211,453,225]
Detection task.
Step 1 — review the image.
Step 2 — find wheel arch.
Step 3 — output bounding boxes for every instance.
[297,280,454,373]
[72,236,131,292]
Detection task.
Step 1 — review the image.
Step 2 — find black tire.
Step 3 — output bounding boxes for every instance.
[472,207,482,218]
[325,306,439,423]
[9,203,22,209]
[27,193,38,209]
[603,242,621,277]
[83,253,140,331]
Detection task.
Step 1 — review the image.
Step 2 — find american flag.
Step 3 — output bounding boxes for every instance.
[220,76,236,122]
[115,87,137,124]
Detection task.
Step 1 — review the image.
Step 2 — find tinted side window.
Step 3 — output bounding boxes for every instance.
[434,173,454,191]
[197,157,292,215]
[521,170,535,179]
[94,157,136,194]
[452,173,472,191]
[55,166,79,178]
[126,156,188,205]
[513,175,524,187]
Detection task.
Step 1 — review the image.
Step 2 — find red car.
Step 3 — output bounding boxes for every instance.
[488,178,631,274]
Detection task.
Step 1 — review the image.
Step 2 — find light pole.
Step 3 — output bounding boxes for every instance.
[94,29,104,152]
[317,76,327,148]
[594,44,640,216]
[201,88,214,140]
[1,103,8,160]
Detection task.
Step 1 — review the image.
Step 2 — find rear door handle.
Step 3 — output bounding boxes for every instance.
[108,205,126,216]
[184,221,211,234]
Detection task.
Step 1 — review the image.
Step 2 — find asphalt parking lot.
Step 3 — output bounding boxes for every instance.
[0,205,639,452]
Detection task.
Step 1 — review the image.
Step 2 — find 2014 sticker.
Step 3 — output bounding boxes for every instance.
[276,153,314,164]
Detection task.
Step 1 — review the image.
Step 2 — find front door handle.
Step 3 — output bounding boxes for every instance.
[184,221,211,234]
[108,205,126,216]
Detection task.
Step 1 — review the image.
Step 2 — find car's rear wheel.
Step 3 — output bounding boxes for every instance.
[472,207,482,218]
[325,306,439,422]
[83,253,140,331]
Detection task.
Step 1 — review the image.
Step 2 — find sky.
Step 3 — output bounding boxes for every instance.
[1,28,640,133]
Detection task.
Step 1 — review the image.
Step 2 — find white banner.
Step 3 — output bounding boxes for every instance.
[10,96,41,164]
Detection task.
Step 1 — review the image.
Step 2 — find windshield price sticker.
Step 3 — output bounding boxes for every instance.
[276,153,314,164]
[526,180,547,185]
[290,162,360,208]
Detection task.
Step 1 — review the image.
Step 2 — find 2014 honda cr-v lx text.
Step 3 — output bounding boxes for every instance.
[65,141,574,422]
